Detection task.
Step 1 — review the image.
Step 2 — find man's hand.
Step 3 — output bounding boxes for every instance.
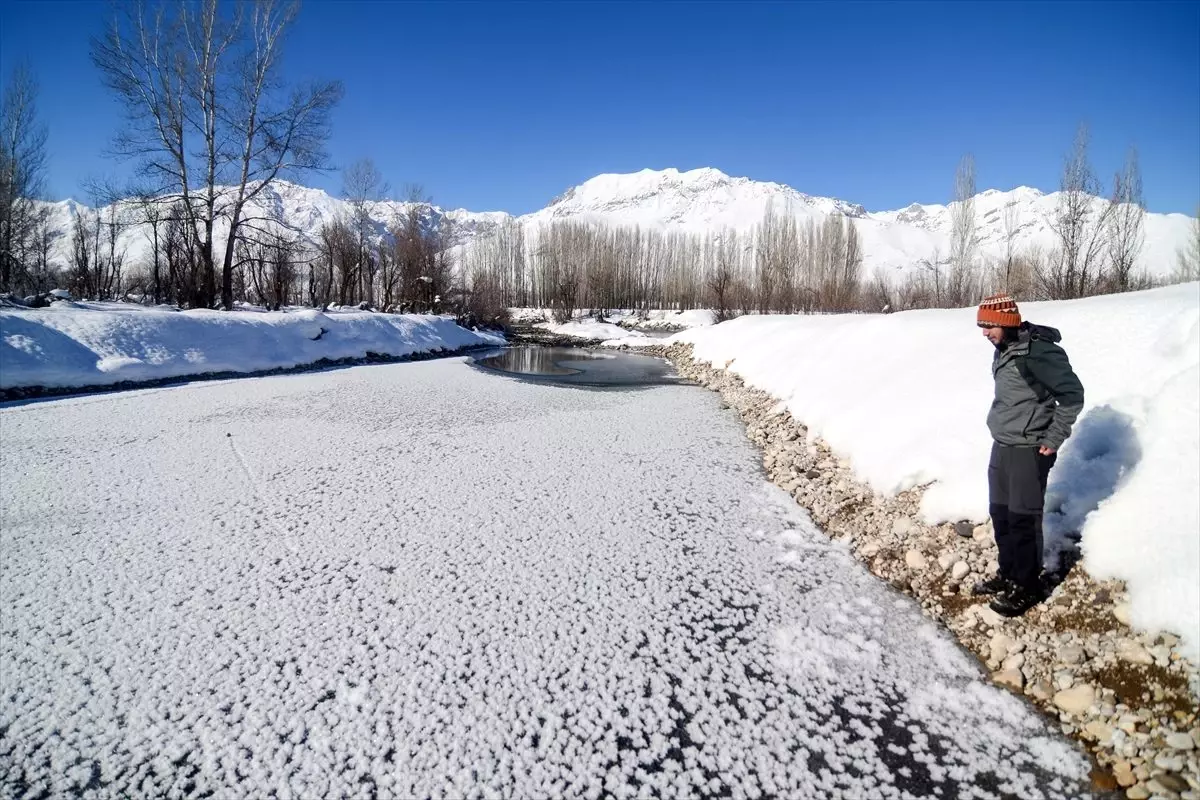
[1039,445,1056,456]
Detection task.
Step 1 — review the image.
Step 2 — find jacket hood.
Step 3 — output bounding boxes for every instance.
[1020,322,1062,344]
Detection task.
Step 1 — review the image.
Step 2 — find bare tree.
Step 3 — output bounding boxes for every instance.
[92,0,342,310]
[1106,146,1145,292]
[1001,199,1021,294]
[343,158,388,306]
[0,63,49,295]
[950,154,978,279]
[1043,123,1113,298]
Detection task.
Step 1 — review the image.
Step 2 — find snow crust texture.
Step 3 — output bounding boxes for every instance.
[676,283,1200,659]
[0,302,503,390]
[0,360,1094,798]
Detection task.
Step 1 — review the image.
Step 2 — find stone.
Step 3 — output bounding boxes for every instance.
[904,550,927,570]
[1084,721,1114,744]
[977,605,1004,628]
[953,521,974,539]
[972,525,992,543]
[1165,732,1195,751]
[1124,786,1148,799]
[993,669,1024,691]
[1027,681,1051,701]
[951,561,970,581]
[989,633,1015,664]
[1113,602,1132,626]
[1152,773,1188,792]
[1058,644,1085,665]
[1116,639,1155,665]
[937,552,957,570]
[1154,753,1185,772]
[1112,761,1136,787]
[1053,683,1095,714]
[1054,670,1076,691]
[892,518,915,537]
[1148,645,1172,666]
[860,542,881,558]
[1002,653,1025,671]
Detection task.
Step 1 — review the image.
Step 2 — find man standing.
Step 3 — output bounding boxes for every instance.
[973,294,1085,617]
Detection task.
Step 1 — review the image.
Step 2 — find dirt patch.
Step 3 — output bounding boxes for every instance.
[1092,661,1196,716]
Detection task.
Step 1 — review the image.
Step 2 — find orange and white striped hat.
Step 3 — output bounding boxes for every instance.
[977,294,1022,328]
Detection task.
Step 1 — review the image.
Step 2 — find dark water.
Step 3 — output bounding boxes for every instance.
[472,346,686,387]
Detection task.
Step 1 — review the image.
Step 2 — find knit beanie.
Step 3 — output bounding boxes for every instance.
[977,293,1022,328]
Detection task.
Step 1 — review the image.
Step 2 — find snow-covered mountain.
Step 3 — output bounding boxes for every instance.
[34,167,1196,281]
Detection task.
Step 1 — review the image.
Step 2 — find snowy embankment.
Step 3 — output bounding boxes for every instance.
[669,284,1200,659]
[537,319,647,341]
[0,302,505,391]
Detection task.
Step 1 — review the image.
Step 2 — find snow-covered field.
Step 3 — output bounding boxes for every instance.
[0,302,504,391]
[670,283,1200,660]
[0,360,1095,798]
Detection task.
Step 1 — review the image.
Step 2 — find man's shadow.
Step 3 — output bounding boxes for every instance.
[1041,405,1142,588]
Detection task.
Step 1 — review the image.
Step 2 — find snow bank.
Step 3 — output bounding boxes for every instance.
[539,319,646,341]
[677,283,1200,656]
[0,302,505,390]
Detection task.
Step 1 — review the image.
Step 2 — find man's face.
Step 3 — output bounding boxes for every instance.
[981,325,1005,346]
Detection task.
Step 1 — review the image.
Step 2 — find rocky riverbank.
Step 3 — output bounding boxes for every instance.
[635,340,1200,799]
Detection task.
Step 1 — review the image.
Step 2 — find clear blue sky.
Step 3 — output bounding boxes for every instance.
[2,0,1198,214]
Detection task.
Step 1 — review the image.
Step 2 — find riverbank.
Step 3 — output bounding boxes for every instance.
[627,338,1199,799]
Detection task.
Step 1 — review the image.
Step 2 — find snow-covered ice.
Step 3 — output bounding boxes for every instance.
[1,359,1095,798]
[538,319,646,341]
[0,302,504,391]
[675,283,1200,658]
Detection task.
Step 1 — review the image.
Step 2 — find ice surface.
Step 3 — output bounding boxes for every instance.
[676,283,1200,658]
[0,359,1094,797]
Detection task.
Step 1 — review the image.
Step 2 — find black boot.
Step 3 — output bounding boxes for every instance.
[989,583,1046,617]
[972,574,1015,596]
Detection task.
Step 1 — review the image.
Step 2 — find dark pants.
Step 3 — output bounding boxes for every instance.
[988,443,1057,590]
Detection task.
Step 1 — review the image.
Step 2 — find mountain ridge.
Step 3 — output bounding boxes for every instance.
[32,167,1196,281]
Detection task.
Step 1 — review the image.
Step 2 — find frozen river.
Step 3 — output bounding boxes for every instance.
[0,356,1096,798]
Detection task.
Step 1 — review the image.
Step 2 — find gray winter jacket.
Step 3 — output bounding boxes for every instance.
[988,323,1085,451]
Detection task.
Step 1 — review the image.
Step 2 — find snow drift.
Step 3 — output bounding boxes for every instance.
[674,283,1200,657]
[0,302,504,391]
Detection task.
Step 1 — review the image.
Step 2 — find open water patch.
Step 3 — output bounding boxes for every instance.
[472,346,687,387]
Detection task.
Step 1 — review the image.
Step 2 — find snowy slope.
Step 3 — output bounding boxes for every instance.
[671,282,1200,658]
[33,168,1196,284]
[0,302,504,390]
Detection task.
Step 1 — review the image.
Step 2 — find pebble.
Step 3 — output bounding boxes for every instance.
[1053,683,1096,714]
[1165,732,1195,751]
[1084,721,1114,744]
[860,541,881,558]
[1002,653,1025,671]
[972,524,992,542]
[1027,681,1051,701]
[937,552,957,570]
[1125,786,1149,799]
[1113,602,1132,626]
[951,561,970,581]
[1116,639,1156,666]
[892,518,915,537]
[993,669,1024,691]
[977,605,1004,627]
[1058,644,1085,665]
[990,633,1015,665]
[1155,753,1185,772]
[904,550,927,570]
